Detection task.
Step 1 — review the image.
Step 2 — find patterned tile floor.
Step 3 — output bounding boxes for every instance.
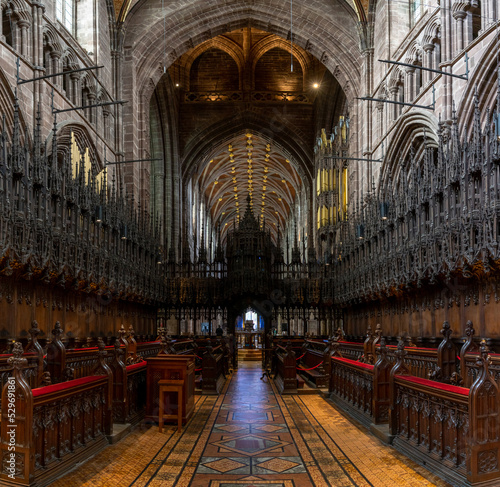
[53,362,450,486]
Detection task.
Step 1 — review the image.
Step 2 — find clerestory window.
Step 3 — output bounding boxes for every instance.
[411,0,422,26]
[56,0,74,33]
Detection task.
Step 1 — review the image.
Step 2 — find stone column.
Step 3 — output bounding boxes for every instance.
[481,0,496,31]
[50,51,61,83]
[70,71,80,105]
[389,86,399,121]
[405,67,415,102]
[103,108,110,140]
[362,48,374,161]
[17,20,29,58]
[441,0,453,61]
[422,44,435,85]
[32,1,45,67]
[87,92,96,124]
[453,10,466,53]
[376,101,384,140]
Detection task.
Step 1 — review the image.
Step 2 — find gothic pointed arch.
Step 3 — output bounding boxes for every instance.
[379,110,439,191]
[456,38,500,136]
[46,121,104,173]
[0,66,28,144]
[177,36,245,91]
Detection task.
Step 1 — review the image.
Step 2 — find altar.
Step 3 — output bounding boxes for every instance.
[236,321,263,348]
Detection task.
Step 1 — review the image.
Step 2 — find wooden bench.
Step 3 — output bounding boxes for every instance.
[109,342,147,425]
[331,332,500,486]
[272,342,298,394]
[200,345,226,394]
[0,343,112,487]
[297,348,328,388]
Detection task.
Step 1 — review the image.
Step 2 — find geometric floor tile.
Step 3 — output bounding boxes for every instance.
[197,457,250,474]
[214,424,249,433]
[211,434,290,456]
[230,411,272,422]
[252,424,286,433]
[254,457,306,474]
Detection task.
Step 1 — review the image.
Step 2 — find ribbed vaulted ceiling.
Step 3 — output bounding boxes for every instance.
[197,132,302,239]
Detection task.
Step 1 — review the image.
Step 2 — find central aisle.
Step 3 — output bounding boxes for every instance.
[53,363,450,486]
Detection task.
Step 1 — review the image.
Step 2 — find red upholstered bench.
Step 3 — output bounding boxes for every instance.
[32,375,106,397]
[395,375,469,395]
[332,356,375,371]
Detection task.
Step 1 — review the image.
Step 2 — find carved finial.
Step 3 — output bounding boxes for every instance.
[477,339,491,367]
[128,325,135,338]
[395,339,407,360]
[159,335,169,354]
[29,320,40,338]
[97,337,105,352]
[440,321,452,340]
[334,327,344,341]
[465,320,475,337]
[8,342,27,368]
[374,323,382,337]
[114,340,124,356]
[379,337,388,357]
[450,372,464,386]
[52,321,63,338]
[118,324,127,340]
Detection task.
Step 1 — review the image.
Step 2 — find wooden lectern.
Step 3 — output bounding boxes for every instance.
[146,355,195,424]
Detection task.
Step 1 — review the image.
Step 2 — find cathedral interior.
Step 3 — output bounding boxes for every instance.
[0,0,500,486]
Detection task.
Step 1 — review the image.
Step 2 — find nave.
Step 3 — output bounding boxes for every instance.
[53,362,448,487]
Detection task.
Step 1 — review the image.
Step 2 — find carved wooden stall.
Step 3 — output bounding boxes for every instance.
[0,343,112,487]
[273,342,298,394]
[109,342,147,425]
[389,342,500,486]
[327,320,500,486]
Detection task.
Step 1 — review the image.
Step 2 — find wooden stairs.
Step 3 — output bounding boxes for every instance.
[238,348,262,361]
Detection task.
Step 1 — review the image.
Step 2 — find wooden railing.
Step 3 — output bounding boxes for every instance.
[330,357,374,425]
[108,342,147,425]
[0,343,112,486]
[391,374,470,483]
[329,331,500,486]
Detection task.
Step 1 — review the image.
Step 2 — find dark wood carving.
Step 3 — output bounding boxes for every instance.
[359,325,374,364]
[468,342,500,484]
[389,340,410,436]
[0,343,111,486]
[201,345,225,394]
[273,341,297,394]
[460,320,479,387]
[373,338,391,424]
[46,322,66,384]
[329,356,374,427]
[430,321,457,383]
